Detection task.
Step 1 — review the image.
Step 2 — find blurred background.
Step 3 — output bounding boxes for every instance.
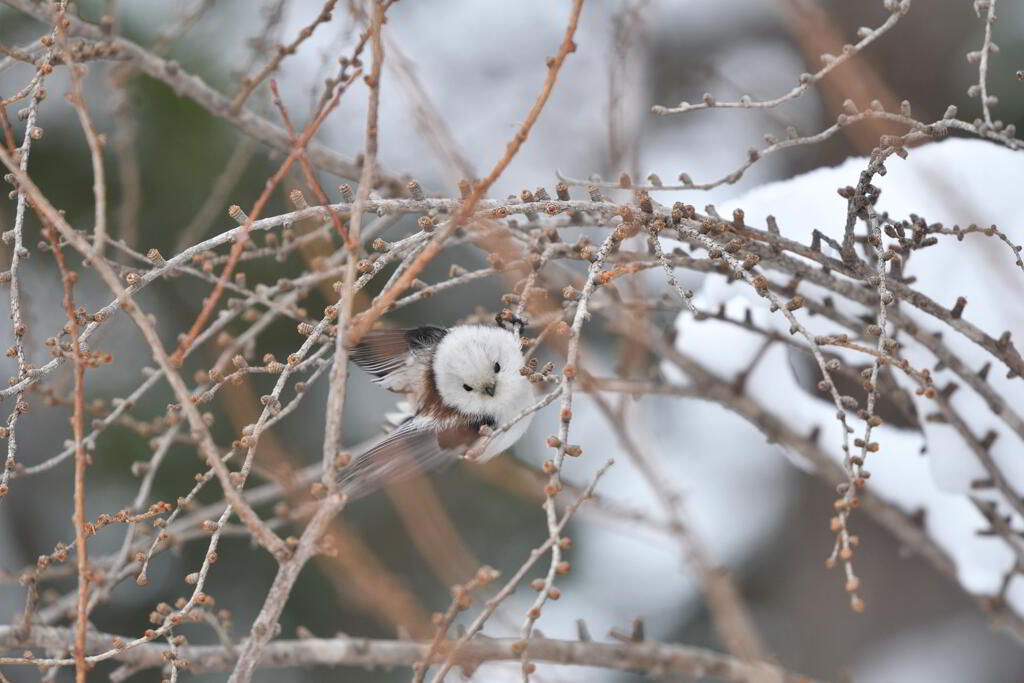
[3,0,1024,680]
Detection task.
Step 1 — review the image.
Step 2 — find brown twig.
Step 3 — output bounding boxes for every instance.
[269,79,348,244]
[49,6,95,679]
[588,391,774,673]
[427,459,613,682]
[2,0,388,183]
[43,228,89,682]
[229,0,339,114]
[227,493,346,683]
[321,0,385,471]
[0,624,823,681]
[0,144,291,564]
[170,71,359,366]
[345,0,585,348]
[412,566,499,682]
[59,19,108,256]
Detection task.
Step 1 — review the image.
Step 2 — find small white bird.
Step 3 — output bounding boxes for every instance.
[341,317,536,498]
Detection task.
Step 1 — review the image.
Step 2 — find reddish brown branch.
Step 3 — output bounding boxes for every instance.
[170,71,360,366]
[43,226,89,683]
[345,0,586,348]
[49,6,95,679]
[269,79,349,245]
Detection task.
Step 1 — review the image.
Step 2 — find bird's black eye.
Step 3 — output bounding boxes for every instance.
[463,384,473,392]
[494,362,501,373]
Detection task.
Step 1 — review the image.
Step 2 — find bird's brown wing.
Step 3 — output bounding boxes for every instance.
[338,418,488,500]
[349,326,447,393]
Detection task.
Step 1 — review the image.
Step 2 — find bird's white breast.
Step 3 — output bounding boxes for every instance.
[478,374,536,460]
[479,411,534,461]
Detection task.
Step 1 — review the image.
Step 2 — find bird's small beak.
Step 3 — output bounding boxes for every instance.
[483,382,496,397]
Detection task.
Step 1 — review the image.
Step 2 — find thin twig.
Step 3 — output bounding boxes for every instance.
[345,0,586,347]
[170,71,359,365]
[227,493,345,683]
[651,0,911,115]
[428,459,613,683]
[45,225,90,683]
[0,624,823,681]
[322,0,385,474]
[973,0,998,126]
[230,0,339,114]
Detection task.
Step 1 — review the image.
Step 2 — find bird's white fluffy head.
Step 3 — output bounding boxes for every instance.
[433,325,530,418]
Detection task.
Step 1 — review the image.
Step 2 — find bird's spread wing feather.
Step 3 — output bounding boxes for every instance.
[338,418,486,500]
[350,326,447,393]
